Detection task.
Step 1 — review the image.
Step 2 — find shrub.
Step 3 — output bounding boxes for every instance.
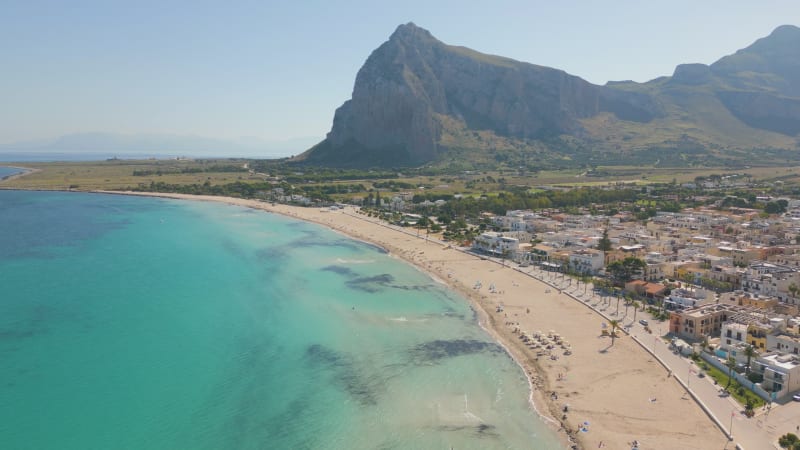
[778,433,799,449]
[747,372,763,383]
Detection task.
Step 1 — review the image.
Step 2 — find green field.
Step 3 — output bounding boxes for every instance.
[4,158,800,200]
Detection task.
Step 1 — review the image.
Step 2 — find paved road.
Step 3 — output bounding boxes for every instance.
[508,263,786,450]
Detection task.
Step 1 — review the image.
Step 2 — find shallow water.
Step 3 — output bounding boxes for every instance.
[0,166,25,178]
[0,191,563,449]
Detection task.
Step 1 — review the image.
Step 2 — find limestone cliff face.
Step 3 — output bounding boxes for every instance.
[710,25,800,135]
[305,23,662,166]
[302,23,800,167]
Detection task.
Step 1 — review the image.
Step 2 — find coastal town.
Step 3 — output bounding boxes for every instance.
[332,178,800,450]
[471,204,800,404]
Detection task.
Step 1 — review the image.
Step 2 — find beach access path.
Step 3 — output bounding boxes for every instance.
[101,192,735,450]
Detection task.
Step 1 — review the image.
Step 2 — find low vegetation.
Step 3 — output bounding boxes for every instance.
[697,360,765,409]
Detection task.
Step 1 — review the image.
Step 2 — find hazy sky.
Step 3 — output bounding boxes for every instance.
[2,0,798,145]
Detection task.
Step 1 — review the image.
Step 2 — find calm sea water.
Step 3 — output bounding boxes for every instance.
[0,191,562,449]
[0,166,25,178]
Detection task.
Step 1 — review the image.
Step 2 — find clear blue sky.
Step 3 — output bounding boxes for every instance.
[1,0,798,146]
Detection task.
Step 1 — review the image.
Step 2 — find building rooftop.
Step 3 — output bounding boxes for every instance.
[761,353,800,371]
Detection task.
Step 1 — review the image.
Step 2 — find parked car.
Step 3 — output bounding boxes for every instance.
[793,394,800,401]
[698,372,706,378]
[639,319,649,326]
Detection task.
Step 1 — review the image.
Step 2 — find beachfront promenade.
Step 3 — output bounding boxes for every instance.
[341,208,787,450]
[499,261,794,450]
[511,263,793,450]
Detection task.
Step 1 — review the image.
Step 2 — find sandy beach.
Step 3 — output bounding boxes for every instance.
[99,191,727,450]
[0,167,39,182]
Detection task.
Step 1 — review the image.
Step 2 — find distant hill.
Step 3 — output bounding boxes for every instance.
[299,23,800,168]
[0,133,318,159]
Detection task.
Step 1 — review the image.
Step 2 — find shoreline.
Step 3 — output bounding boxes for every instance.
[0,166,39,182]
[72,191,727,449]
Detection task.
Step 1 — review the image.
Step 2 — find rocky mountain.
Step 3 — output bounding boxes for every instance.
[300,23,800,168]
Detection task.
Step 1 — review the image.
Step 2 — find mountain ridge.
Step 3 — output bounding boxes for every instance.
[301,23,800,168]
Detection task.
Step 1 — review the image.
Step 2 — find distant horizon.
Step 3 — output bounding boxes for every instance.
[0,152,286,162]
[2,1,798,145]
[0,131,321,160]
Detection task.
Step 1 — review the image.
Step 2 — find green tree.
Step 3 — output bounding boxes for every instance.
[725,356,737,390]
[597,228,613,252]
[778,432,800,449]
[608,319,620,346]
[607,257,646,284]
[764,200,787,214]
[744,345,756,376]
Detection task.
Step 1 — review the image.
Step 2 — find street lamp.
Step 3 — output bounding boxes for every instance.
[729,409,735,440]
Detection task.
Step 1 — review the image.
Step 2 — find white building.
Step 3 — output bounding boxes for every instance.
[568,249,604,274]
[664,288,705,310]
[472,232,520,258]
[720,322,749,353]
[755,352,800,400]
[767,333,800,356]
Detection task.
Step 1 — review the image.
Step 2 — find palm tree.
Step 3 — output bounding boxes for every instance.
[632,301,640,322]
[609,320,620,346]
[657,296,667,318]
[744,345,756,376]
[725,356,737,390]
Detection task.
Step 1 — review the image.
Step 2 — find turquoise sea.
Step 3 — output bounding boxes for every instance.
[0,190,563,449]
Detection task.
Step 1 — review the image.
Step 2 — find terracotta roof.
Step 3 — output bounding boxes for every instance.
[645,283,667,295]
